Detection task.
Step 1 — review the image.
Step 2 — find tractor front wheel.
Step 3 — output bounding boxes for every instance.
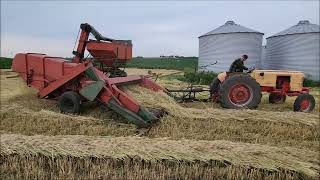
[219,74,261,109]
[293,94,315,113]
[58,91,81,113]
[269,93,286,104]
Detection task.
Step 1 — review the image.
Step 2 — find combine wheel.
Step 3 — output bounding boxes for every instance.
[219,74,261,109]
[293,94,315,113]
[147,107,167,119]
[109,69,127,78]
[269,93,286,104]
[58,91,81,113]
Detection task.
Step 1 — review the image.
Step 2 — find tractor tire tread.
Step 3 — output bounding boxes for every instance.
[58,91,81,114]
[293,94,315,112]
[219,73,261,109]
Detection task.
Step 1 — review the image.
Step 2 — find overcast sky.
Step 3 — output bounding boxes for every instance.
[1,1,319,58]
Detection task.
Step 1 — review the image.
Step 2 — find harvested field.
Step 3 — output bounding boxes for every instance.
[0,69,319,179]
[1,134,319,179]
[1,85,318,150]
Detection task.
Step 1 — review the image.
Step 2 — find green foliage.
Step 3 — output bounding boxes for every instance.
[126,57,198,70]
[0,57,13,69]
[183,71,218,85]
[303,79,320,87]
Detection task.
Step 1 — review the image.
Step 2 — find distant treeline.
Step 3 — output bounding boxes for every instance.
[0,57,198,70]
[0,57,13,69]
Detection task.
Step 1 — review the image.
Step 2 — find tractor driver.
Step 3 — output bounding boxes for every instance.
[210,54,249,101]
[229,54,249,73]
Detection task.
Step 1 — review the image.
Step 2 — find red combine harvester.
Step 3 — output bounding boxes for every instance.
[12,23,164,128]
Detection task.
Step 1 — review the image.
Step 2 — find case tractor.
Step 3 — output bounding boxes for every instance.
[168,68,315,113]
[216,70,315,112]
[169,69,315,112]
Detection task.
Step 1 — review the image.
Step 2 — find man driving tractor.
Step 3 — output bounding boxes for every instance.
[210,54,249,100]
[229,54,249,73]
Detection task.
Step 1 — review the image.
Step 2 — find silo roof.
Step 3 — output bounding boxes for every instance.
[199,21,264,38]
[267,20,320,38]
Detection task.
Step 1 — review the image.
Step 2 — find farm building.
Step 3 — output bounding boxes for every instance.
[198,21,264,72]
[264,20,320,81]
[260,45,267,69]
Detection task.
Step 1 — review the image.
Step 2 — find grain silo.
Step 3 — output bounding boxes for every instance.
[260,45,267,69]
[265,20,320,81]
[198,21,264,72]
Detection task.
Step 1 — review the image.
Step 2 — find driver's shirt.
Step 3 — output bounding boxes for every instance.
[229,58,248,73]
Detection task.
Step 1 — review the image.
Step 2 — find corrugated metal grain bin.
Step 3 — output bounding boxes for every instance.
[265,20,320,81]
[198,21,264,73]
[260,46,267,69]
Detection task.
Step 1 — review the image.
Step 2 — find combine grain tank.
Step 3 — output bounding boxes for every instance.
[198,21,264,72]
[265,20,320,81]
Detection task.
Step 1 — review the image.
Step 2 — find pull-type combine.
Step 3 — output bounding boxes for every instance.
[12,23,164,128]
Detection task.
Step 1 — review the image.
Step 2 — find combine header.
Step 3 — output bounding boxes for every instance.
[12,23,164,128]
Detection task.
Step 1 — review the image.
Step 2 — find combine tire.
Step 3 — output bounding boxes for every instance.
[110,69,127,78]
[269,93,286,104]
[219,74,261,109]
[293,94,315,112]
[58,91,81,113]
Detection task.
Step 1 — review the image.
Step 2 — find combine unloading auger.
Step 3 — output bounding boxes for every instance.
[11,23,165,128]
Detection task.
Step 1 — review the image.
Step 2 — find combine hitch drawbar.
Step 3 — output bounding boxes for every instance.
[166,85,210,102]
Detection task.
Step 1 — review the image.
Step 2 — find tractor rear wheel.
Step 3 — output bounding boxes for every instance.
[293,94,315,112]
[209,77,221,102]
[269,93,286,104]
[58,91,81,113]
[219,74,261,109]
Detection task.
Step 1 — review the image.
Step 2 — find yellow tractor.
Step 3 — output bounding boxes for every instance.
[215,70,315,112]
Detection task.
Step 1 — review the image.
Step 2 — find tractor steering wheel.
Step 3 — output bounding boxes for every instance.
[246,67,255,73]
